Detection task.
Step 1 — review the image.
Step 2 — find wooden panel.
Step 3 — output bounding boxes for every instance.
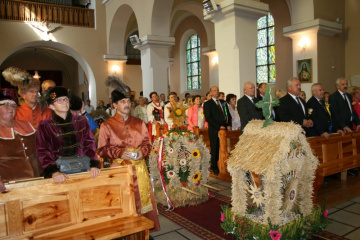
[226,129,241,152]
[0,167,146,239]
[322,142,339,162]
[7,200,22,237]
[0,204,7,238]
[34,216,154,240]
[22,195,71,232]
[81,185,123,219]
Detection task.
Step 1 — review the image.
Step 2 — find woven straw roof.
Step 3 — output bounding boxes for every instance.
[227,120,316,175]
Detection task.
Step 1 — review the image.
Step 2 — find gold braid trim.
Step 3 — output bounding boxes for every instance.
[52,127,86,137]
[50,117,87,126]
[59,143,79,150]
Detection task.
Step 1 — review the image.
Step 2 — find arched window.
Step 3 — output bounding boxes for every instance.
[186,34,201,90]
[256,13,275,83]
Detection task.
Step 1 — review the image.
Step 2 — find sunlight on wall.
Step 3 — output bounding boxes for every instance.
[25,22,58,42]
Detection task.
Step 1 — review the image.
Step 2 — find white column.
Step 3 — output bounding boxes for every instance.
[204,0,268,97]
[202,47,219,87]
[136,35,175,99]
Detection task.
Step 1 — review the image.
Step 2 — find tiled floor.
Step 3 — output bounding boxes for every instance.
[150,177,360,240]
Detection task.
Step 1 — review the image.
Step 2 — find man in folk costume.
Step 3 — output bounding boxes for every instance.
[0,89,42,192]
[36,87,101,182]
[97,76,160,232]
[147,91,165,142]
[2,67,52,130]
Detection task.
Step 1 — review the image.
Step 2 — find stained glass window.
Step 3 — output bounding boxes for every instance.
[186,34,201,90]
[256,13,276,84]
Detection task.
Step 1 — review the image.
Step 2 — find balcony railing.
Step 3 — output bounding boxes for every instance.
[0,0,94,28]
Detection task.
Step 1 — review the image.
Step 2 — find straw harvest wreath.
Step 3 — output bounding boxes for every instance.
[148,101,211,208]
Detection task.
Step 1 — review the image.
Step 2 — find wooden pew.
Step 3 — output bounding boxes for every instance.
[218,128,241,182]
[193,126,241,182]
[308,132,360,203]
[0,166,154,240]
[193,126,210,150]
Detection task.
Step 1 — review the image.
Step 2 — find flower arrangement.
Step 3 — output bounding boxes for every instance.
[166,101,188,126]
[149,127,211,207]
[220,204,329,240]
[308,108,313,116]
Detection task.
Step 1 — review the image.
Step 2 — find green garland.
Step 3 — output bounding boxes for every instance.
[220,204,330,240]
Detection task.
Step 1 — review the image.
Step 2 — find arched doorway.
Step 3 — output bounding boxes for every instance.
[0,41,97,104]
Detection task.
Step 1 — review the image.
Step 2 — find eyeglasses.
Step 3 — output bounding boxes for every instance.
[53,97,69,104]
[0,102,17,109]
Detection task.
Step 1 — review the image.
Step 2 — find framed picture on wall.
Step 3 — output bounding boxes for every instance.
[297,58,312,83]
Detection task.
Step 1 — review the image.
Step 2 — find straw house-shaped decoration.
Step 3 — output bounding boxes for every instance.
[227,120,319,226]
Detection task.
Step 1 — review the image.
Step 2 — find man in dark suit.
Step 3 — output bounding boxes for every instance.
[306,83,331,138]
[278,77,313,135]
[237,82,264,132]
[257,83,267,100]
[329,77,360,176]
[203,86,232,175]
[329,77,360,133]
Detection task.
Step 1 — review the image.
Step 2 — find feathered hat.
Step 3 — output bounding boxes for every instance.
[2,67,40,95]
[105,75,131,103]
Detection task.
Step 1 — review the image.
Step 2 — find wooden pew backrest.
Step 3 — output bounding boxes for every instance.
[0,166,154,239]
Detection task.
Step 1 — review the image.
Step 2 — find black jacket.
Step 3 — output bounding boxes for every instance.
[306,96,331,137]
[237,95,263,131]
[329,91,360,131]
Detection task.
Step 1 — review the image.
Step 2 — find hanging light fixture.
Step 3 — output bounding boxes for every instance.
[33,71,41,79]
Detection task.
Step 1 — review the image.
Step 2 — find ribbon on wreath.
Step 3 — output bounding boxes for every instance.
[157,136,175,210]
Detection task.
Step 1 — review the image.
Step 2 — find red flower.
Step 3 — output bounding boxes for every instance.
[323,209,329,218]
[221,213,225,222]
[269,230,282,240]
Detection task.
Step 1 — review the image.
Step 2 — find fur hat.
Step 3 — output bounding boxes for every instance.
[46,86,68,105]
[69,94,83,111]
[105,75,131,103]
[2,67,40,95]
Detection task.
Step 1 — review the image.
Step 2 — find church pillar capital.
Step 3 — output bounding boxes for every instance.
[203,0,268,98]
[204,0,268,22]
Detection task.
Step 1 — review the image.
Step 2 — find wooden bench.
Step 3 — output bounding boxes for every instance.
[193,126,360,202]
[308,132,360,203]
[193,126,241,182]
[0,166,154,240]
